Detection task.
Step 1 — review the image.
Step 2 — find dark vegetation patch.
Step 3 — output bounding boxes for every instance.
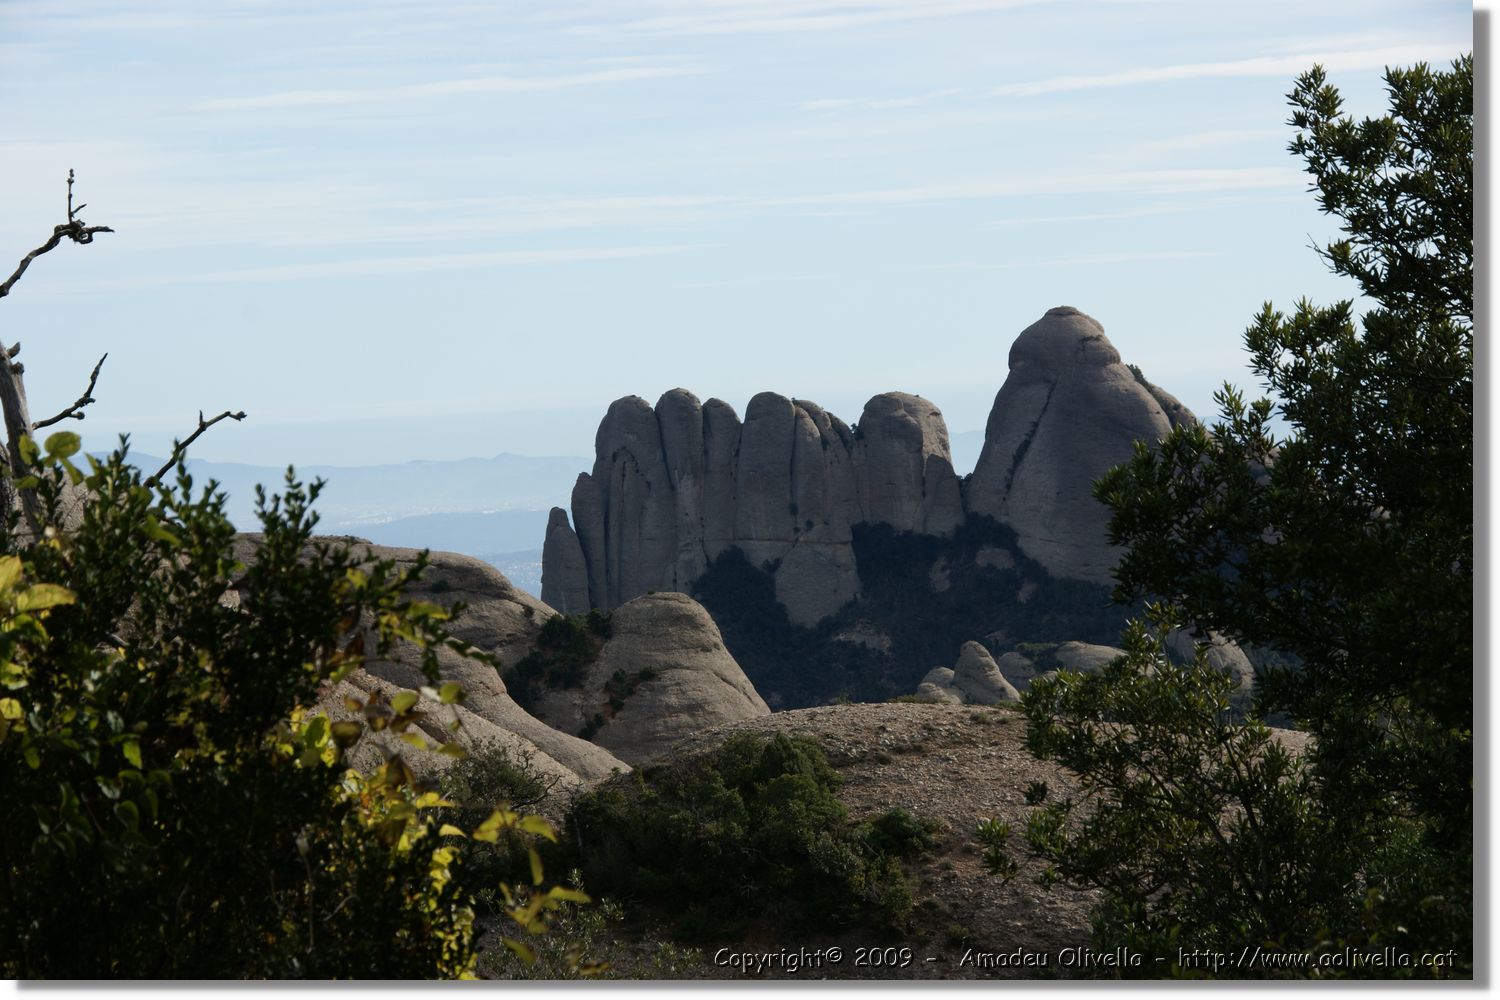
[565,733,928,942]
[502,609,611,713]
[692,515,1129,708]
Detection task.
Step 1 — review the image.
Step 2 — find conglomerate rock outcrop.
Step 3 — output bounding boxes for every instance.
[543,307,1195,626]
[526,592,770,764]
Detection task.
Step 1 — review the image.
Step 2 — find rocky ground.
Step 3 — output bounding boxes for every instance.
[480,701,1113,982]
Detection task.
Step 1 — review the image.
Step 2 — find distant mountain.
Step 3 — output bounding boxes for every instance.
[108,452,581,599]
[121,451,586,533]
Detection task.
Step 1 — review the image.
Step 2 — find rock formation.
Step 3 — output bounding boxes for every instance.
[543,387,966,627]
[540,507,589,613]
[526,592,770,764]
[854,392,964,536]
[966,306,1183,584]
[232,535,628,789]
[915,643,1021,705]
[542,307,1199,634]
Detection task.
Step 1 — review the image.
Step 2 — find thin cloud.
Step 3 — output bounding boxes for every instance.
[590,0,1055,36]
[985,194,1302,227]
[990,42,1469,97]
[42,244,709,293]
[924,250,1223,271]
[195,65,703,112]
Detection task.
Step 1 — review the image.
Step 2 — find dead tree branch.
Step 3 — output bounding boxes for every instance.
[0,170,114,302]
[0,171,114,536]
[147,410,247,486]
[34,353,108,429]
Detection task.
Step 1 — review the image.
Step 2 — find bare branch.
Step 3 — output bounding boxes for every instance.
[35,353,108,429]
[147,409,247,486]
[0,170,114,302]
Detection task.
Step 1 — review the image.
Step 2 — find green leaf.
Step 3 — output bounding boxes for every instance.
[302,715,328,748]
[545,886,591,905]
[114,800,140,832]
[391,690,420,714]
[330,720,363,747]
[0,697,21,721]
[44,431,81,460]
[15,583,74,613]
[438,824,468,838]
[122,739,142,769]
[16,436,38,466]
[142,516,180,548]
[438,681,464,705]
[517,815,558,842]
[528,846,544,886]
[502,938,536,966]
[472,809,506,843]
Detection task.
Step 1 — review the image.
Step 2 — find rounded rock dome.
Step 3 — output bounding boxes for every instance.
[1008,306,1121,370]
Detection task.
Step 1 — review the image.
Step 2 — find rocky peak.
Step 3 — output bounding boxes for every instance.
[966,307,1177,584]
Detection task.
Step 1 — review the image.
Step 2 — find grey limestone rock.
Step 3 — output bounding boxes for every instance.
[733,391,798,572]
[775,399,861,624]
[656,388,709,589]
[228,535,629,790]
[1166,627,1256,692]
[995,651,1039,691]
[951,640,1021,703]
[966,307,1176,584]
[530,592,769,764]
[571,473,608,609]
[540,507,590,614]
[853,392,964,536]
[593,396,677,607]
[1052,640,1127,675]
[701,398,742,561]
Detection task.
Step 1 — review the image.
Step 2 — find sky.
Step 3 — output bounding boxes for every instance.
[0,0,1475,468]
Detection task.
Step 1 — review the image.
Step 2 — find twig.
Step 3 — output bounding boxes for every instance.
[147,409,247,486]
[34,353,108,429]
[0,171,114,302]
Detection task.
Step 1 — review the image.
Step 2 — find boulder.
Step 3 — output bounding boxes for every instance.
[915,666,963,703]
[1052,640,1126,675]
[995,651,1039,691]
[967,307,1177,583]
[951,641,1021,703]
[1167,628,1256,692]
[529,592,769,765]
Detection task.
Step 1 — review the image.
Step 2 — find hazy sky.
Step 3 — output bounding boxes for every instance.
[1,0,1474,467]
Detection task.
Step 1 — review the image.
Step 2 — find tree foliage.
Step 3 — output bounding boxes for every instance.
[1019,56,1472,976]
[0,440,578,978]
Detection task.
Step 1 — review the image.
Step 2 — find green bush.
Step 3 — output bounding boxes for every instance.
[856,807,940,860]
[503,611,610,711]
[568,733,921,939]
[0,441,578,978]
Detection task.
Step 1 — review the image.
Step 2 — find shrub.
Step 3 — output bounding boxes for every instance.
[503,612,608,711]
[0,441,578,978]
[568,733,921,939]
